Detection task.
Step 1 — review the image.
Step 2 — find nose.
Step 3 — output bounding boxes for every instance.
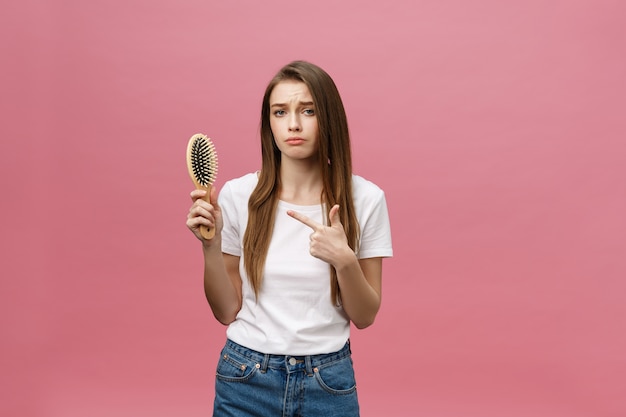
[288,113,301,132]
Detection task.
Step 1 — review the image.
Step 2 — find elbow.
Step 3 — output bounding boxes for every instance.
[353,314,377,330]
[351,300,381,329]
[205,287,242,325]
[212,304,241,326]
[214,311,237,326]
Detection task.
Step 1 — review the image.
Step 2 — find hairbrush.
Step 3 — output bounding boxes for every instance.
[186,133,219,239]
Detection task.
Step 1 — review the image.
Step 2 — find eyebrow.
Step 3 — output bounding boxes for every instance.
[270,101,315,108]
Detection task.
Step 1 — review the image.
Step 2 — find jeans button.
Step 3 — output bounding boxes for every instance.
[289,357,297,366]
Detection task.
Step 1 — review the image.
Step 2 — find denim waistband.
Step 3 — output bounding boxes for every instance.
[223,339,351,374]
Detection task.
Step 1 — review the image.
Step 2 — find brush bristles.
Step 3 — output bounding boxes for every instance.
[190,136,218,187]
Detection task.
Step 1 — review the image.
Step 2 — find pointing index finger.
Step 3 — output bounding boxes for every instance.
[286,210,321,230]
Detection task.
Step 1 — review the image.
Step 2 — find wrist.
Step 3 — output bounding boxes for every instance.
[202,235,222,253]
[333,249,358,272]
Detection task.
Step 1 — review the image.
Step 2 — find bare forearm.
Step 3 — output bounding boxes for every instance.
[202,241,241,325]
[335,255,381,329]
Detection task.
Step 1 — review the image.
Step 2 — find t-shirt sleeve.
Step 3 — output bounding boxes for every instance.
[217,181,242,257]
[357,189,393,259]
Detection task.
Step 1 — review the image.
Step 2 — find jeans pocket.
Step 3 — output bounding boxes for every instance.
[215,349,259,382]
[313,356,357,395]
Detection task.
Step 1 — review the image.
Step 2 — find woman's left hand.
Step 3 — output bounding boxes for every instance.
[287,204,355,268]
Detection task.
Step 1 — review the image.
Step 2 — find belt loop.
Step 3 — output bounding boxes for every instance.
[305,355,313,376]
[260,354,270,373]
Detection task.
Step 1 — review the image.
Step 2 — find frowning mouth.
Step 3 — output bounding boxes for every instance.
[286,137,305,145]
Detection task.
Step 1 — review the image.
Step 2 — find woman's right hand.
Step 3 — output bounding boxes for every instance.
[186,188,223,245]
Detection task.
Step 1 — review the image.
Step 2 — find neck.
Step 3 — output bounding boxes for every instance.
[279,159,322,205]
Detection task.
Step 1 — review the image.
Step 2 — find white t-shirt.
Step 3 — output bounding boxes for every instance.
[218,172,393,355]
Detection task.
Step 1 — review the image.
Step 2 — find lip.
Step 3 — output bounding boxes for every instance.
[285,137,305,145]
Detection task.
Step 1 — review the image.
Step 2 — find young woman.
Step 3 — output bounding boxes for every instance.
[186,61,393,416]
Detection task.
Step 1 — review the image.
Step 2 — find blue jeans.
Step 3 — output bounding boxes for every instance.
[213,339,360,417]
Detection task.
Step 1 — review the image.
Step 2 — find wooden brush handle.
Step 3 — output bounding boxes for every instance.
[199,184,216,239]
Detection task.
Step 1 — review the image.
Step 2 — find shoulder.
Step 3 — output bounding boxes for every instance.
[220,172,259,200]
[351,174,393,257]
[351,174,385,202]
[224,172,259,188]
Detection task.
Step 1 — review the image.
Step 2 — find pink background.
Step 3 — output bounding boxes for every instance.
[2,1,625,416]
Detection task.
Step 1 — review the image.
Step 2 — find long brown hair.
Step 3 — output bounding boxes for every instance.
[242,61,360,304]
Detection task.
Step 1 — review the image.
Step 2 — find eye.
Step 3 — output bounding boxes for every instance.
[303,108,315,116]
[273,110,286,116]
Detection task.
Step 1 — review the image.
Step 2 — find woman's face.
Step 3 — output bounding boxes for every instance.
[269,80,319,163]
